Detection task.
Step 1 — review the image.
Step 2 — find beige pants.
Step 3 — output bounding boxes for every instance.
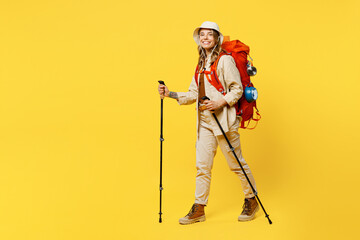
[194,111,257,205]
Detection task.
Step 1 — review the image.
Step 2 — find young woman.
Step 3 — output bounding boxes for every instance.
[158,21,259,225]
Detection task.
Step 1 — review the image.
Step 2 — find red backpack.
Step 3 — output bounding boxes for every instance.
[194,39,261,129]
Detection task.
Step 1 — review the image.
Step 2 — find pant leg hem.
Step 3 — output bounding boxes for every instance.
[245,193,257,199]
[195,200,207,206]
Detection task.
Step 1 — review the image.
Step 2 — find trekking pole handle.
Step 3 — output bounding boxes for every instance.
[201,96,215,112]
[201,96,210,101]
[158,81,166,97]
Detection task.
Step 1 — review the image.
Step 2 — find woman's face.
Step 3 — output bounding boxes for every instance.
[199,28,217,51]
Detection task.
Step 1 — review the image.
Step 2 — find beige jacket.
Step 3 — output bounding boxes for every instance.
[177,55,243,136]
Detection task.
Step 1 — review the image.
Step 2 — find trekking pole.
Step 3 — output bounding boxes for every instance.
[201,96,272,225]
[158,80,166,223]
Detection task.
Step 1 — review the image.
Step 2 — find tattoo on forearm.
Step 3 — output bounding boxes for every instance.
[169,91,178,99]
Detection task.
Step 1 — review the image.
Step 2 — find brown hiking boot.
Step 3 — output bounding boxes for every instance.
[238,197,259,221]
[179,203,206,225]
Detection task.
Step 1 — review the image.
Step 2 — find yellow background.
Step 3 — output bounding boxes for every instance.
[1,0,359,239]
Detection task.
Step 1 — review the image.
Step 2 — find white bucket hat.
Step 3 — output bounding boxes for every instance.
[193,21,224,46]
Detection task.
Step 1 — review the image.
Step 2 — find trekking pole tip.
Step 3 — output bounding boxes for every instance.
[159,218,162,223]
[266,215,272,224]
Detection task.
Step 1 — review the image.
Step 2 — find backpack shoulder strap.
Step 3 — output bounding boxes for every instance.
[213,51,230,68]
[208,52,231,95]
[194,65,199,86]
[194,51,230,90]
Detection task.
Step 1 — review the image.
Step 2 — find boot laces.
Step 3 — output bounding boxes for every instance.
[242,199,253,215]
[186,204,198,217]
